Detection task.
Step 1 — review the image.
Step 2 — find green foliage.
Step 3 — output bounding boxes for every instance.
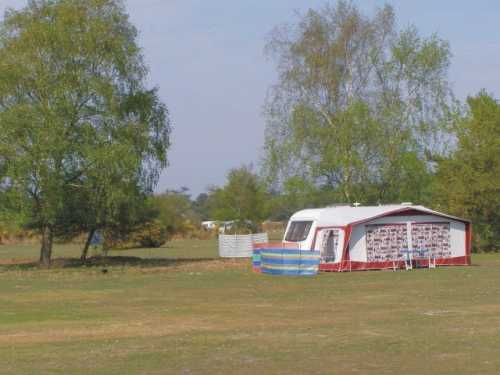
[153,188,201,237]
[222,220,260,235]
[434,92,500,251]
[130,219,169,248]
[192,193,210,221]
[266,177,328,220]
[208,166,269,228]
[101,197,161,249]
[263,1,453,204]
[99,188,211,244]
[0,0,171,263]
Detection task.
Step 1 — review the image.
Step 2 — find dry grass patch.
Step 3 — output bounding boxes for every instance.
[0,242,500,375]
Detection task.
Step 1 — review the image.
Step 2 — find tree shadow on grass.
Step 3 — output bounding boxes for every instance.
[0,255,230,271]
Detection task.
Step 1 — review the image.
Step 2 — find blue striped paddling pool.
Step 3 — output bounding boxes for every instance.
[258,249,321,276]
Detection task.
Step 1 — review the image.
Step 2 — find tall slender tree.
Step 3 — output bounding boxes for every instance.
[263,1,454,203]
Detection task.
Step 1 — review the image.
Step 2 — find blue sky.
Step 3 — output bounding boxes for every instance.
[1,0,499,196]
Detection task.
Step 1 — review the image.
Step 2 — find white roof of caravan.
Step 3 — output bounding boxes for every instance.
[289,204,469,227]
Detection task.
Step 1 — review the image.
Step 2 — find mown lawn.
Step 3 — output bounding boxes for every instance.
[0,240,499,374]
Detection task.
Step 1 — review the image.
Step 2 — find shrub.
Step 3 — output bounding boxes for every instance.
[131,220,169,248]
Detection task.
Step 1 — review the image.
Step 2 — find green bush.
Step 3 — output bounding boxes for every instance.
[131,220,169,248]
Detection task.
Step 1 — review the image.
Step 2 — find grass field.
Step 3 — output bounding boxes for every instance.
[1,240,500,374]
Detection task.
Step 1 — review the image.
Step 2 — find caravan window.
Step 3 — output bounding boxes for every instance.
[285,221,313,242]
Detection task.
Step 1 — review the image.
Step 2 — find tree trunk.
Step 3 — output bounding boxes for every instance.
[80,229,96,262]
[39,226,53,268]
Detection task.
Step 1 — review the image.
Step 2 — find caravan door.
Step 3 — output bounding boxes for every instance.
[317,229,341,263]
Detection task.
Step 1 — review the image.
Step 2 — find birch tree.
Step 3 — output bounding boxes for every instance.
[263,1,454,203]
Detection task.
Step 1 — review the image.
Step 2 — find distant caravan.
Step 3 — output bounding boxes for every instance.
[281,204,471,272]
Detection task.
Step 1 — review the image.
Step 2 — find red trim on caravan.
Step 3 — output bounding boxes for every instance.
[383,209,430,216]
[310,209,472,272]
[349,207,470,227]
[339,225,353,271]
[310,225,352,272]
[310,225,345,250]
[466,222,473,265]
[319,256,470,272]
